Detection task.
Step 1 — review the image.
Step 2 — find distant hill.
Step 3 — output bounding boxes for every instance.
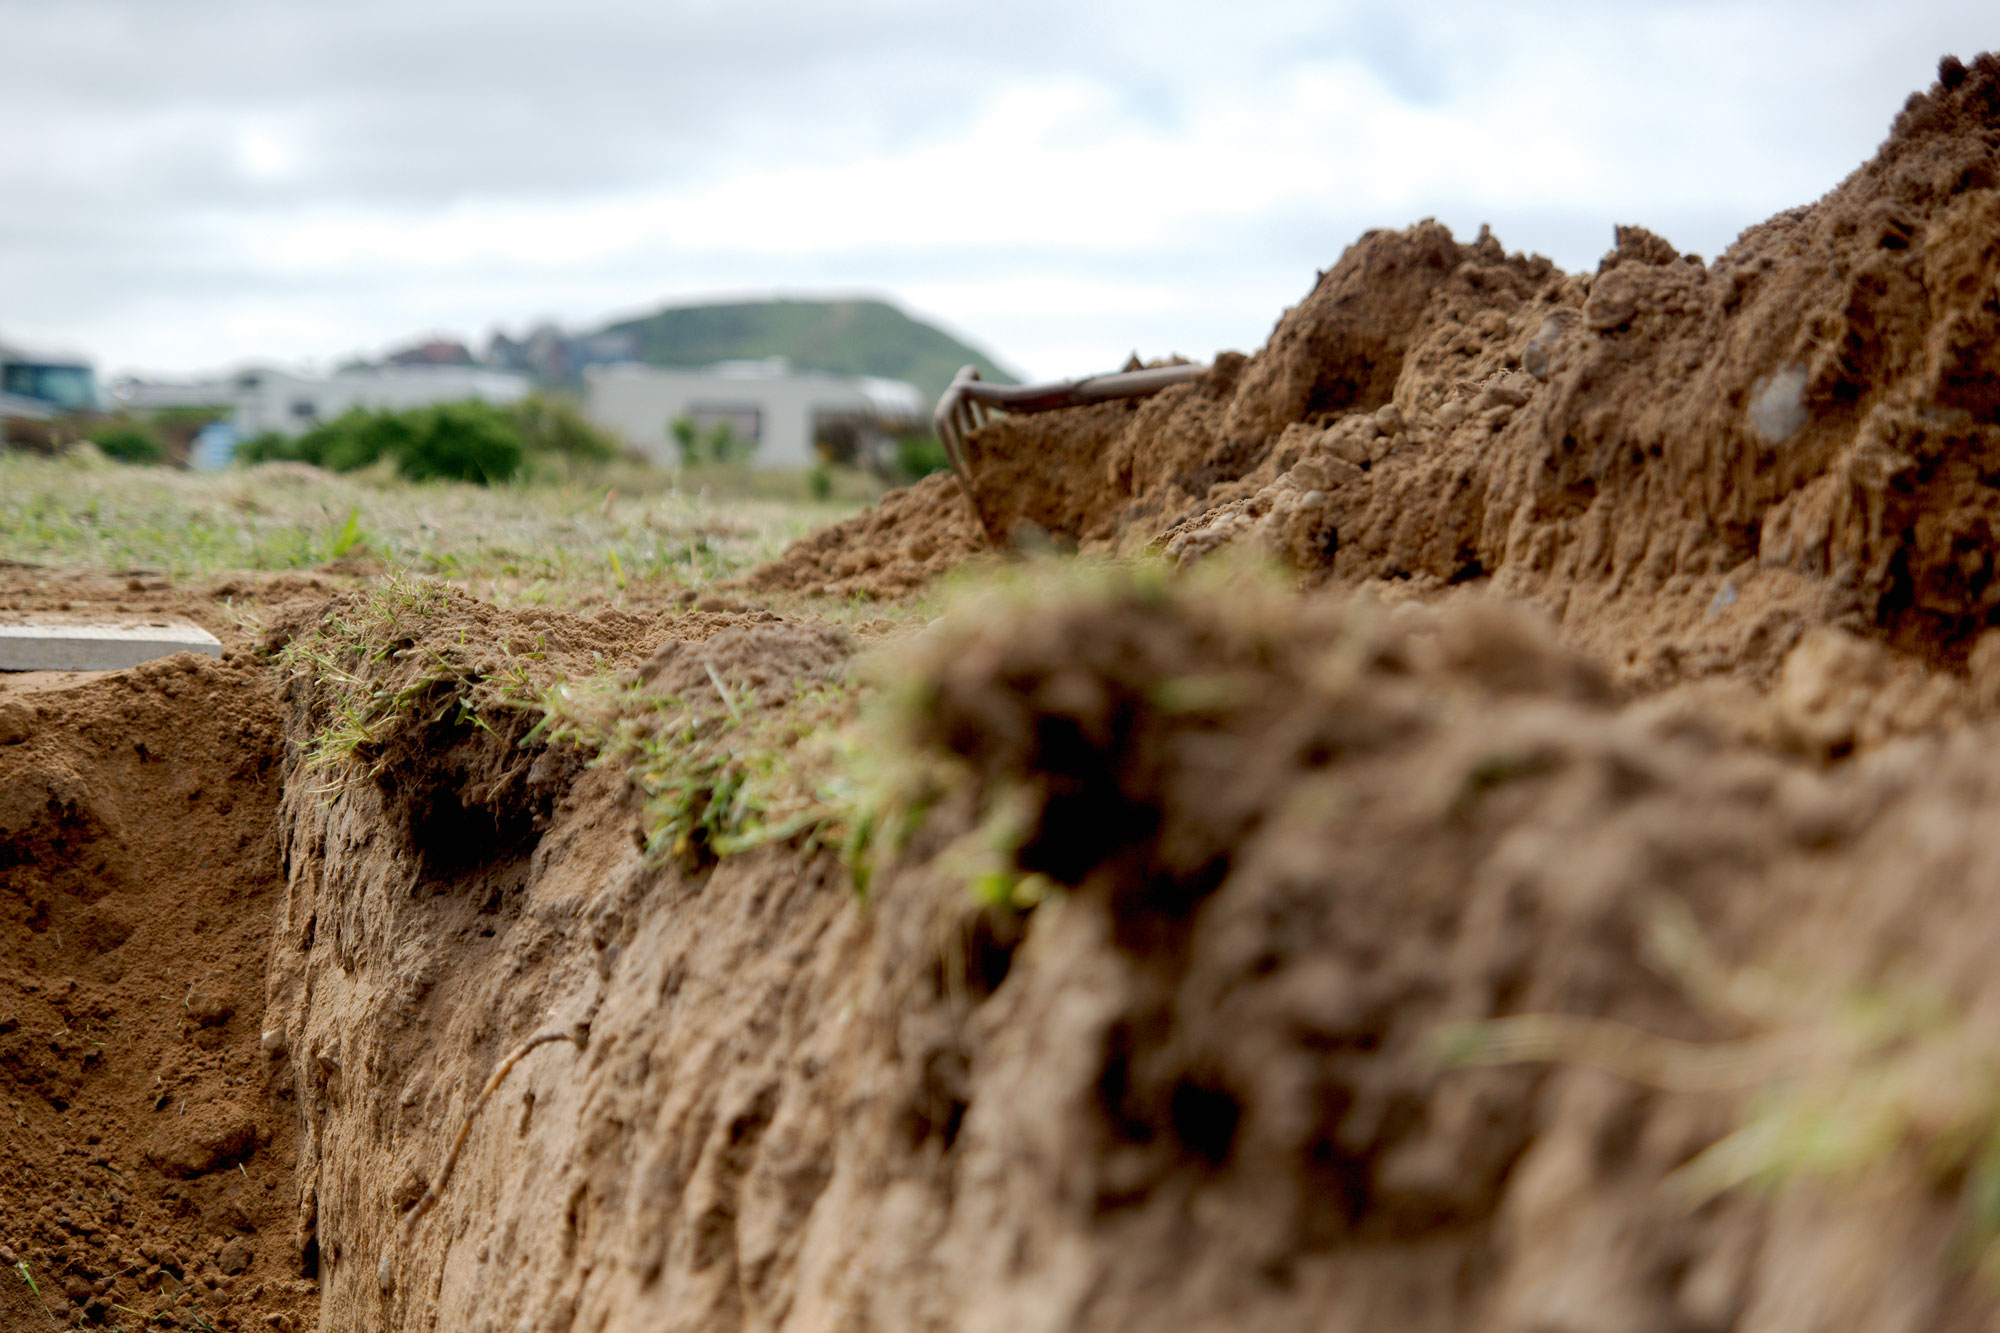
[588,298,1017,408]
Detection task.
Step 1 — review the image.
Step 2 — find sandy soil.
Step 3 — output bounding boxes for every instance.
[8,49,2000,1333]
[0,652,316,1331]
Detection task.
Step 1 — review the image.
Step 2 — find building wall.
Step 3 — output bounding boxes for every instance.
[221,366,531,437]
[0,391,54,424]
[583,363,910,469]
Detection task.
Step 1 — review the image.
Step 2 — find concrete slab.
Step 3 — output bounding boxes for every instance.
[0,620,222,672]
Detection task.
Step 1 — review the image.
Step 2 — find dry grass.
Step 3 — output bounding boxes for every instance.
[0,451,873,609]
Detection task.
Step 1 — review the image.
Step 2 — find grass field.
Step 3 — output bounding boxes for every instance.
[0,451,876,609]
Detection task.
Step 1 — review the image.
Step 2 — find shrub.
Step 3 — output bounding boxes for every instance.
[669,414,755,466]
[234,430,301,465]
[396,402,523,484]
[893,431,951,481]
[286,406,417,472]
[90,420,164,465]
[512,393,617,462]
[233,402,525,484]
[148,404,229,431]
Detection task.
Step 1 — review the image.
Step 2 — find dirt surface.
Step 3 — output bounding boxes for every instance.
[0,561,357,656]
[0,654,316,1331]
[741,472,992,601]
[234,572,2000,1332]
[10,49,2000,1333]
[875,574,2000,1332]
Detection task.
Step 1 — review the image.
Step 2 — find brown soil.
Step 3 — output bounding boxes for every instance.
[11,49,2000,1333]
[0,653,316,1331]
[741,472,993,601]
[0,562,362,656]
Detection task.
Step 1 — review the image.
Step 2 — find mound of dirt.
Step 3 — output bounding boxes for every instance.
[755,55,2000,692]
[0,654,316,1331]
[857,572,2000,1331]
[741,471,992,600]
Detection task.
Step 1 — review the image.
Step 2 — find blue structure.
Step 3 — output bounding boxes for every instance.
[191,421,241,470]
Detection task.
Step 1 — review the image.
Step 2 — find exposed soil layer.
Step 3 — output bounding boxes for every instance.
[0,653,316,1331]
[876,574,2000,1332]
[261,573,2000,1332]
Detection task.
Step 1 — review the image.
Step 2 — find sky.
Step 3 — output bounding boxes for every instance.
[0,0,1991,386]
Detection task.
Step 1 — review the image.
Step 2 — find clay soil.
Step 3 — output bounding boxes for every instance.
[12,51,2000,1333]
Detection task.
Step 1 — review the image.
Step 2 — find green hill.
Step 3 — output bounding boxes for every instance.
[590,298,1018,408]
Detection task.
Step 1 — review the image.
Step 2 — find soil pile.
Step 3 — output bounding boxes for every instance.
[0,654,315,1331]
[755,55,2000,689]
[870,572,2000,1331]
[1158,49,2000,680]
[743,473,991,601]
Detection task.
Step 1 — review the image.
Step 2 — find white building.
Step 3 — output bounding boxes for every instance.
[584,359,924,469]
[0,391,52,423]
[118,364,532,438]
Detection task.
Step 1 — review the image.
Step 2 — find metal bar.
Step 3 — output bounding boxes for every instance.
[932,361,1207,500]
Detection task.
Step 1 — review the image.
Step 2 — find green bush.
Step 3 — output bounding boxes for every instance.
[231,397,625,484]
[90,420,164,465]
[669,414,755,466]
[322,408,418,473]
[513,393,618,462]
[893,431,951,481]
[280,407,403,472]
[234,430,299,465]
[234,402,525,484]
[148,404,229,430]
[395,402,523,484]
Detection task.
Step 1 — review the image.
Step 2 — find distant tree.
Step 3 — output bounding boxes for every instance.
[511,393,617,462]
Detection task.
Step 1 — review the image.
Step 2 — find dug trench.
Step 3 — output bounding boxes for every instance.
[18,568,2000,1332]
[13,49,2000,1333]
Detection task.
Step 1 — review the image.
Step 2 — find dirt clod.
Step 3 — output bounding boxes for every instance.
[218,1238,254,1275]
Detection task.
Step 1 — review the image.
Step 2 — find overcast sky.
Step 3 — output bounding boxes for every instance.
[0,0,1989,385]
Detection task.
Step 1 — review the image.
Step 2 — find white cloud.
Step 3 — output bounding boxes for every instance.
[0,0,1991,383]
